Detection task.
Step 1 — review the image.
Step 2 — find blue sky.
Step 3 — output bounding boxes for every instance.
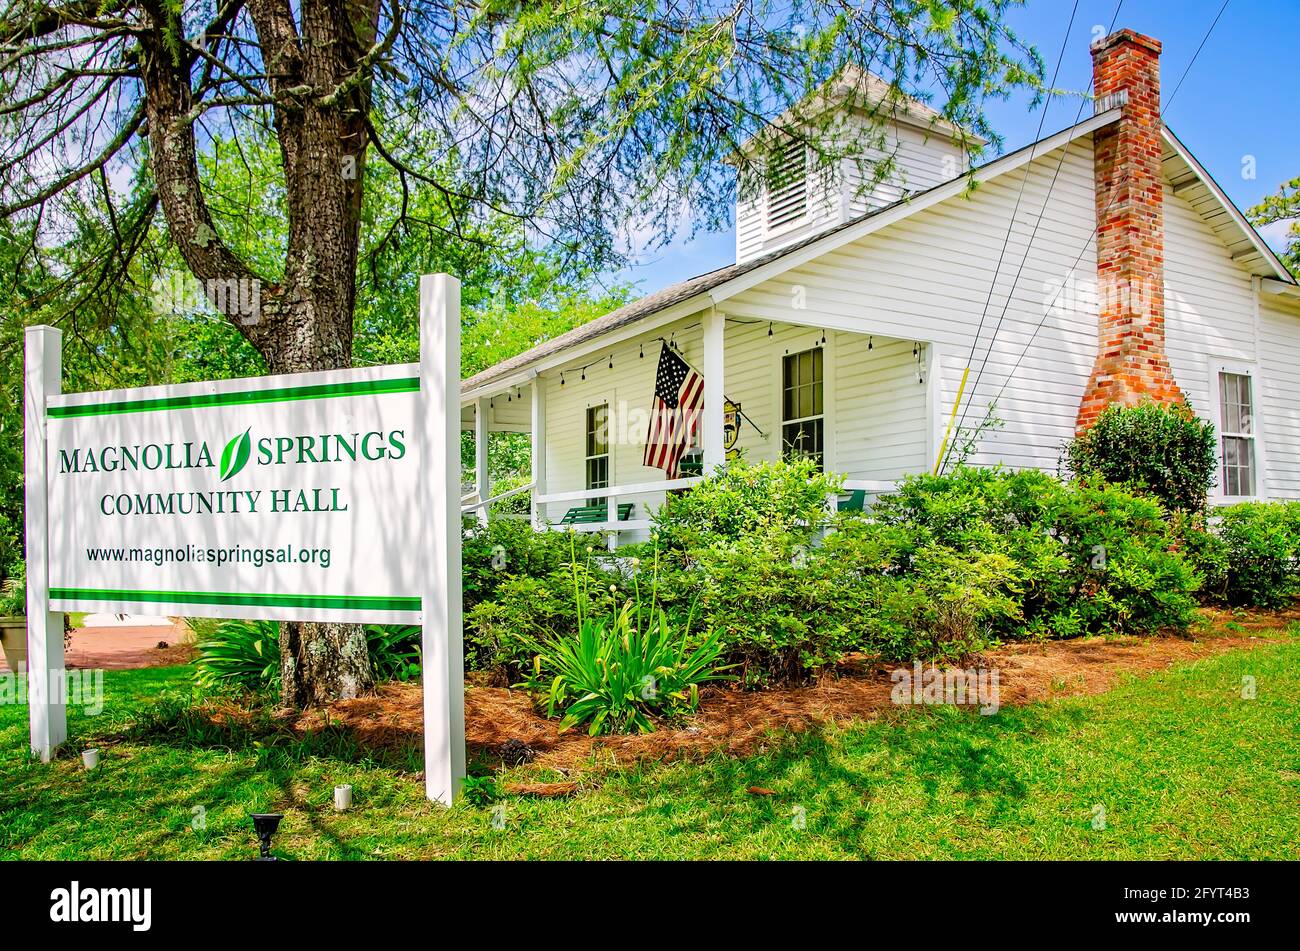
[607,0,1299,295]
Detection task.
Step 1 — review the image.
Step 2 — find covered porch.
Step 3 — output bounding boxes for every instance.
[460,306,944,541]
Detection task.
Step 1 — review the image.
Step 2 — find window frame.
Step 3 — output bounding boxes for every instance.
[1208,359,1267,503]
[584,401,612,508]
[779,344,828,470]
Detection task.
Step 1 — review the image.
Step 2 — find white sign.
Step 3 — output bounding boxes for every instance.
[25,273,465,804]
[47,365,422,623]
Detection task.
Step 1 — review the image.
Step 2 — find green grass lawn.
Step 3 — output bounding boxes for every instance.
[2,638,1298,860]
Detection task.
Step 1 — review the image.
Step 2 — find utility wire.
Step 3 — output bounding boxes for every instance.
[1165,0,1231,112]
[941,0,1118,471]
[933,0,1082,473]
[981,0,1234,433]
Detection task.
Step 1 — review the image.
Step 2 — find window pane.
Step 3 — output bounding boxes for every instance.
[782,419,824,470]
[1222,436,1254,497]
[783,348,825,424]
[1219,372,1254,434]
[586,404,609,456]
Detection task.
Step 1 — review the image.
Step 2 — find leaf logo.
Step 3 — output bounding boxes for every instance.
[219,428,252,482]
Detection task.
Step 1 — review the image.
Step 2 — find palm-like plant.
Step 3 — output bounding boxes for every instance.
[537,540,730,735]
[194,619,280,691]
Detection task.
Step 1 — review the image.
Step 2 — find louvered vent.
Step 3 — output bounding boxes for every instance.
[766,139,807,230]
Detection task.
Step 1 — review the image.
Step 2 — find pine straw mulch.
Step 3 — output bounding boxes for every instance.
[272,604,1300,776]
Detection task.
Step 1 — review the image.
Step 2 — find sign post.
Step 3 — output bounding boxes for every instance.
[26,274,465,803]
[24,325,67,761]
[419,273,466,804]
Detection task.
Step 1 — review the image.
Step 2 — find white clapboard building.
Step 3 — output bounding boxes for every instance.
[458,29,1300,541]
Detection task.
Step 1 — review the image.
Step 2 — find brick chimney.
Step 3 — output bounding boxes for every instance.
[1076,29,1183,431]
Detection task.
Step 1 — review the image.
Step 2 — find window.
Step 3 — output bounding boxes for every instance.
[766,138,807,231]
[1218,371,1255,497]
[585,403,610,506]
[782,347,824,469]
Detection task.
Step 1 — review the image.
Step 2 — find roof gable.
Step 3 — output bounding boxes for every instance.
[462,110,1295,399]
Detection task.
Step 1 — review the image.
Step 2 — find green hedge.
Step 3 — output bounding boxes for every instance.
[1184,501,1300,608]
[466,462,1206,687]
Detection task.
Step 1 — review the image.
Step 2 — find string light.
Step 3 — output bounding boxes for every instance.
[820,329,826,345]
[768,322,774,337]
[608,354,613,369]
[560,372,565,386]
[868,336,873,350]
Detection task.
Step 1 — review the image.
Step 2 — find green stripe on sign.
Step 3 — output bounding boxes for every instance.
[49,376,420,418]
[50,588,420,612]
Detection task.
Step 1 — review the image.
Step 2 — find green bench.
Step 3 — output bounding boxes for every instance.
[558,502,635,525]
[678,456,704,477]
[837,489,866,512]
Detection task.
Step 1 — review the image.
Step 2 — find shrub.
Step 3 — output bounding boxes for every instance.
[867,545,1022,662]
[872,468,1201,637]
[466,558,619,681]
[1172,516,1230,602]
[0,558,25,616]
[462,517,572,611]
[532,549,730,734]
[1211,502,1300,607]
[687,532,867,686]
[1065,401,1217,513]
[651,457,843,553]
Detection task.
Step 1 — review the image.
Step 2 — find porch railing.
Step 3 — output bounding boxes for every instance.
[461,481,536,520]
[468,476,903,539]
[533,476,703,534]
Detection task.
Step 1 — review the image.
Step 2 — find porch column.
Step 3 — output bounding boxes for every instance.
[530,375,546,529]
[474,396,490,526]
[702,307,726,474]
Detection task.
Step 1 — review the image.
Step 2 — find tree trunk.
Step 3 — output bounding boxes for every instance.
[140,0,382,707]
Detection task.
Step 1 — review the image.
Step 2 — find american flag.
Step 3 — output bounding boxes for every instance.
[643,343,704,478]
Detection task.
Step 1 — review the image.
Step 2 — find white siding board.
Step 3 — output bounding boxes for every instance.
[727,139,1099,473]
[1259,296,1300,498]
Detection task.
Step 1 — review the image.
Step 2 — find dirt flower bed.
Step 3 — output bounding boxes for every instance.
[282,605,1297,773]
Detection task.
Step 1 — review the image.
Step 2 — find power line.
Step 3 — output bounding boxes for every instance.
[943,1,1119,472]
[935,0,1082,473]
[977,0,1232,433]
[935,0,1095,472]
[1165,0,1231,112]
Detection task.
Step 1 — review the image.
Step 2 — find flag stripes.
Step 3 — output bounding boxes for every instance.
[643,344,704,478]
